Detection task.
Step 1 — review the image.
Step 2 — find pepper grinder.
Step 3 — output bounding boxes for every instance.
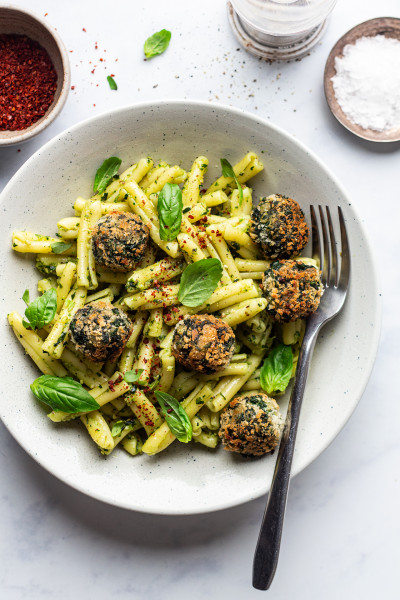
[228,0,337,61]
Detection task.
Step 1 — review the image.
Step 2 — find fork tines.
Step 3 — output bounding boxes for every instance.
[310,205,350,291]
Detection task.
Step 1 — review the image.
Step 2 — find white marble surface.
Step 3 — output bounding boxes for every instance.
[0,0,399,597]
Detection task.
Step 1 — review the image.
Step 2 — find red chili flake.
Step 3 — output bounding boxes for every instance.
[44,13,48,16]
[95,44,98,50]
[0,34,57,131]
[71,85,75,90]
[91,69,95,74]
[82,28,87,32]
[145,420,154,427]
[99,58,104,62]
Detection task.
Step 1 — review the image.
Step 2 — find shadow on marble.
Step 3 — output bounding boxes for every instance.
[320,100,400,153]
[0,421,267,550]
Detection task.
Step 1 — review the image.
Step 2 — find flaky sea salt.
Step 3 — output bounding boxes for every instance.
[331,35,400,132]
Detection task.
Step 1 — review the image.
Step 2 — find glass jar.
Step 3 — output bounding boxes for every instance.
[228,0,337,60]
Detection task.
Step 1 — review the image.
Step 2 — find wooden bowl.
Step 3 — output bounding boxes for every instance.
[324,17,400,142]
[0,5,70,146]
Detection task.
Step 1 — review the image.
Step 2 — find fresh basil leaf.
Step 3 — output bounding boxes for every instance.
[144,29,171,59]
[22,289,30,305]
[111,421,126,437]
[107,75,117,90]
[157,183,183,241]
[220,157,243,205]
[111,418,137,437]
[123,369,144,383]
[24,288,57,330]
[260,344,293,396]
[30,375,100,413]
[178,258,222,307]
[155,391,192,443]
[51,241,72,254]
[93,156,122,194]
[147,375,161,391]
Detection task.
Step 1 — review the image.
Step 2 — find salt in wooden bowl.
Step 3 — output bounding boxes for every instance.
[324,17,400,143]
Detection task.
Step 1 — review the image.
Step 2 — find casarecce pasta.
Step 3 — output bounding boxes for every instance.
[9,152,312,458]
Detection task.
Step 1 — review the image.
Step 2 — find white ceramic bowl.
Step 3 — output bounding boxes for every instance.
[0,101,381,514]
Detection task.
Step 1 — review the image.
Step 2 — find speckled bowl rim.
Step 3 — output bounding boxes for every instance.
[0,4,71,146]
[0,100,381,514]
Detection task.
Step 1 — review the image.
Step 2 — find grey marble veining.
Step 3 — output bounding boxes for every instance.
[1,0,399,598]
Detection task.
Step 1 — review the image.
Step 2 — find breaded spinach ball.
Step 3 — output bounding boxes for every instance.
[250,194,309,259]
[171,314,235,374]
[219,392,283,456]
[91,211,149,272]
[261,259,323,323]
[69,301,133,362]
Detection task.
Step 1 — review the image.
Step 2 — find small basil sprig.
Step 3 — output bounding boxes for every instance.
[51,241,72,254]
[111,418,137,437]
[94,156,122,194]
[144,29,171,59]
[260,344,293,396]
[220,158,243,205]
[23,288,57,330]
[30,375,100,413]
[123,369,143,384]
[157,183,183,241]
[155,391,192,443]
[107,75,117,90]
[178,258,222,307]
[147,376,161,392]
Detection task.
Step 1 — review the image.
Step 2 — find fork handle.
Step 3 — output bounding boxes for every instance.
[252,326,319,590]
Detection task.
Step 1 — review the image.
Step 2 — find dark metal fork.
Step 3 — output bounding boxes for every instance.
[252,206,350,590]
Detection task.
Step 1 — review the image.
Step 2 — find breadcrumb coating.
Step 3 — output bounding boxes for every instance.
[250,194,309,259]
[219,392,283,456]
[69,300,133,362]
[171,314,235,374]
[262,259,322,323]
[91,211,149,272]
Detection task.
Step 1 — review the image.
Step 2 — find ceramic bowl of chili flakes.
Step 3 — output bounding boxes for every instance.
[0,5,70,146]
